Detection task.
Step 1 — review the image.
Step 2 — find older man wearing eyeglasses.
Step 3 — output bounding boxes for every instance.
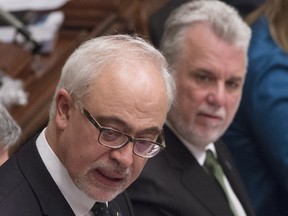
[0,35,175,216]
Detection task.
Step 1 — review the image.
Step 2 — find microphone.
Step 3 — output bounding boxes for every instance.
[0,7,41,54]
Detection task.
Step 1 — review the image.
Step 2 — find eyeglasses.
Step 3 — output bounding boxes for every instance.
[78,103,165,158]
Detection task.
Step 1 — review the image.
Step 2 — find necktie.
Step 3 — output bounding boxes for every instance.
[91,202,110,216]
[204,150,237,215]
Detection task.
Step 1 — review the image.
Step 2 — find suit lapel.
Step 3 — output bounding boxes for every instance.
[17,137,75,216]
[216,140,255,216]
[111,192,134,216]
[163,126,233,216]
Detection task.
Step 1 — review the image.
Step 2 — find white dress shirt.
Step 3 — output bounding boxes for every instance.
[36,128,96,216]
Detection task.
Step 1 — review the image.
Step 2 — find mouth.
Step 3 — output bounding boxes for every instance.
[200,113,220,119]
[93,168,126,188]
[197,112,222,125]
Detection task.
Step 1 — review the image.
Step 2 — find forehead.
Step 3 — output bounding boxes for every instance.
[83,60,169,130]
[177,24,246,78]
[89,59,166,99]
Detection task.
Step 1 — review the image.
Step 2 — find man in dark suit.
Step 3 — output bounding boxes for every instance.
[0,34,175,216]
[128,1,255,215]
[0,136,133,216]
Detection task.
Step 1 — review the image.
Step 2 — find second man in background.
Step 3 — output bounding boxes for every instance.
[128,1,254,216]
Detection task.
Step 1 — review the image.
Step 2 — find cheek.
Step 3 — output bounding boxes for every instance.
[60,123,102,179]
[177,85,205,112]
[61,139,91,178]
[65,143,109,182]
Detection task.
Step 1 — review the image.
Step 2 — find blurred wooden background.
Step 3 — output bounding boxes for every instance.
[0,0,167,151]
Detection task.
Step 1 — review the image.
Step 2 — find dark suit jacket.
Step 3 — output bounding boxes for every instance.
[0,136,134,216]
[127,126,255,216]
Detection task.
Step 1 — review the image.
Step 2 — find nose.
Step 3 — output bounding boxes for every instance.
[207,83,226,107]
[110,142,134,167]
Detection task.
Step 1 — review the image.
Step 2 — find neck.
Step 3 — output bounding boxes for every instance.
[0,147,9,165]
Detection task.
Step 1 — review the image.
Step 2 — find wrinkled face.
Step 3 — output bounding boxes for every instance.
[168,24,246,150]
[52,60,168,202]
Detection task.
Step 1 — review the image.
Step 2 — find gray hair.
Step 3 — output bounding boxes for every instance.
[49,34,175,119]
[160,0,251,66]
[0,103,21,148]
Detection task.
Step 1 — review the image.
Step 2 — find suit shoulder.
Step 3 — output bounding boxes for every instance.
[0,157,42,215]
[0,156,27,198]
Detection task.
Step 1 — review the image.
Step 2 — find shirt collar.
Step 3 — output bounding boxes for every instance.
[36,128,95,216]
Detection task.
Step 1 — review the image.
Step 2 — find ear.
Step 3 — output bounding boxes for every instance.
[55,89,74,130]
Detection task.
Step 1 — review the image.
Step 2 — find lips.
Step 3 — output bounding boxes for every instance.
[198,110,222,119]
[93,168,126,188]
[99,169,125,180]
[197,112,223,126]
[200,113,221,120]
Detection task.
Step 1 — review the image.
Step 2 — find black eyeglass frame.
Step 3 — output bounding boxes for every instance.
[77,103,166,158]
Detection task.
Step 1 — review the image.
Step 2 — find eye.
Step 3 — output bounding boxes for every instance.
[194,73,214,86]
[101,129,123,142]
[134,141,160,154]
[225,79,241,91]
[135,140,152,150]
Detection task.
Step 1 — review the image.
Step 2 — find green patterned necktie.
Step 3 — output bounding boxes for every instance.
[204,150,237,215]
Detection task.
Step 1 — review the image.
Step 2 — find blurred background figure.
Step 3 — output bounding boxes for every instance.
[0,103,21,165]
[223,0,288,215]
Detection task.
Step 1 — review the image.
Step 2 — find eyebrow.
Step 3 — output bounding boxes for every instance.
[227,77,243,82]
[94,115,162,136]
[192,69,244,81]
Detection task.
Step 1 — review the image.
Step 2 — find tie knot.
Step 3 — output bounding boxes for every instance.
[204,150,219,169]
[91,202,110,216]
